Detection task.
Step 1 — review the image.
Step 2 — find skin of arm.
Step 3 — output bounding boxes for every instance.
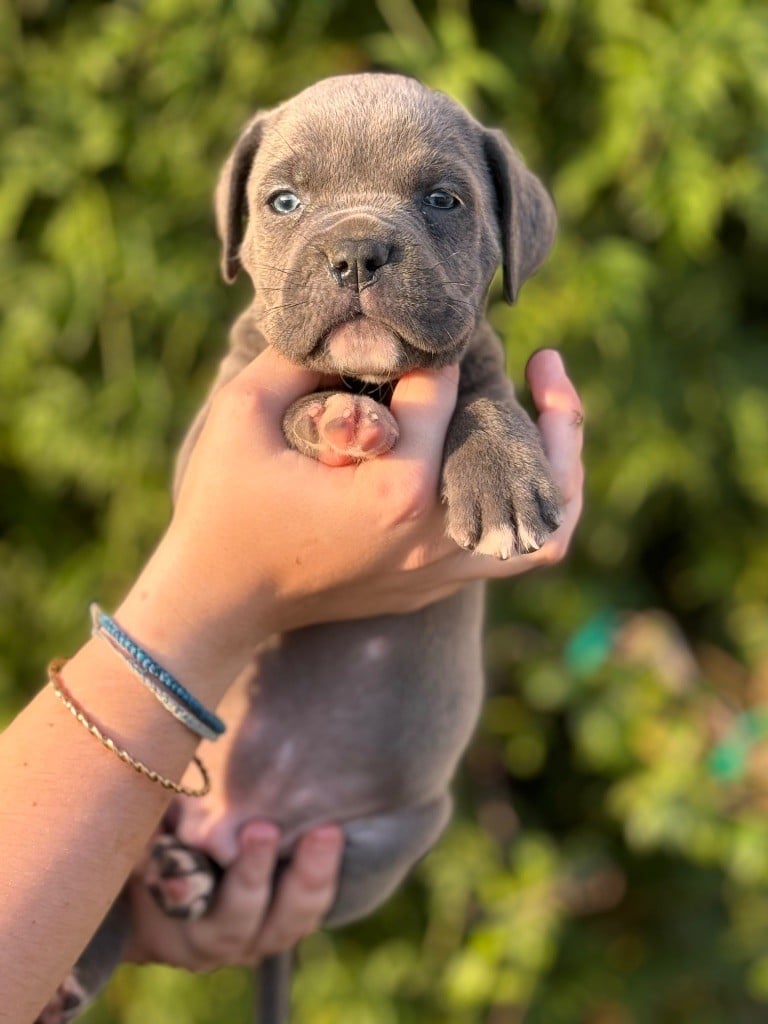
[0,347,583,1019]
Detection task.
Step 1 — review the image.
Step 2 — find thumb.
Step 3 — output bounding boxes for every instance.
[525,349,581,417]
[388,363,460,463]
[227,347,323,412]
[215,347,324,451]
[525,348,584,498]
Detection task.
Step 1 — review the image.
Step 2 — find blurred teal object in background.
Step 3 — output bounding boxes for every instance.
[563,610,619,677]
[708,737,750,782]
[709,710,768,782]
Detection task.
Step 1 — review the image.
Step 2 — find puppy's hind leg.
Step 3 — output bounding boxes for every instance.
[256,950,293,1024]
[35,891,131,1024]
[252,799,451,1024]
[35,975,90,1024]
[327,794,452,927]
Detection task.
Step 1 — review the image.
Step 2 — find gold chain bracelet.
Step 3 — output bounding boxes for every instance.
[48,659,211,798]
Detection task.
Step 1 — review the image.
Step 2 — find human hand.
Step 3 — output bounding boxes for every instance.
[125,823,343,970]
[180,348,583,587]
[454,346,584,581]
[299,347,584,599]
[115,347,582,695]
[115,349,461,690]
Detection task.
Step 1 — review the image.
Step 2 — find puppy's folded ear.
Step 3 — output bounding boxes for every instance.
[482,129,557,304]
[215,113,268,283]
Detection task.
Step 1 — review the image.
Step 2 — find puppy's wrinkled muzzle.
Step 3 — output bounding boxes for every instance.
[324,318,403,382]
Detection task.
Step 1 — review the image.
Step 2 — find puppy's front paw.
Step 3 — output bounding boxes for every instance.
[442,400,563,559]
[145,835,221,920]
[284,391,398,466]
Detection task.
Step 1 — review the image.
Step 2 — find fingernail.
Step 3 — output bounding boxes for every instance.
[241,821,280,851]
[306,826,343,853]
[532,346,562,362]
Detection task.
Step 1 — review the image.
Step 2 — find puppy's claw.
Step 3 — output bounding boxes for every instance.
[515,521,545,555]
[473,526,517,561]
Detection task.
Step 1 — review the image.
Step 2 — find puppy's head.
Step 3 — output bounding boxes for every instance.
[217,74,556,383]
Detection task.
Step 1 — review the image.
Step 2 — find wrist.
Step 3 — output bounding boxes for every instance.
[113,535,274,703]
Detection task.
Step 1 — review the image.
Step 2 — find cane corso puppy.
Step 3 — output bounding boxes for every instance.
[38,72,560,1024]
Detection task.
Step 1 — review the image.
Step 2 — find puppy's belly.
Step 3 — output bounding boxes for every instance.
[230,745,397,850]
[226,686,469,849]
[226,591,486,849]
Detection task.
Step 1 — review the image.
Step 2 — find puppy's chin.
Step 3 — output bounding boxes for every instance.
[324,319,403,383]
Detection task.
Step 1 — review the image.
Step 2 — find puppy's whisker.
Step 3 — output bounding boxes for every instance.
[426,251,460,271]
[262,300,311,316]
[269,124,301,161]
[260,263,303,278]
[285,225,326,260]
[443,298,477,313]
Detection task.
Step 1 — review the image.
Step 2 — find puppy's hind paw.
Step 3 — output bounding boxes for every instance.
[284,391,399,466]
[36,975,89,1024]
[145,834,221,920]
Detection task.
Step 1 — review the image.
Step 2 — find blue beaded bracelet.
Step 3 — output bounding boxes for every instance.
[90,604,226,739]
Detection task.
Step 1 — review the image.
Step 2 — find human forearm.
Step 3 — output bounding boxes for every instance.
[0,626,240,1023]
[0,346,583,1019]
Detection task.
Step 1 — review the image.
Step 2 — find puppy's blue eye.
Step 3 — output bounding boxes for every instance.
[269,191,301,214]
[424,189,459,210]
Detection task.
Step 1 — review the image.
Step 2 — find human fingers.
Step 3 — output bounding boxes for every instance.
[350,364,459,529]
[445,351,583,581]
[209,348,324,453]
[190,822,281,965]
[525,349,584,500]
[124,875,205,969]
[122,826,280,971]
[386,363,459,470]
[525,349,584,563]
[254,826,344,957]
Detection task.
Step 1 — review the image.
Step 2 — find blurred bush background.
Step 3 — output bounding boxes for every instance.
[2,0,768,1020]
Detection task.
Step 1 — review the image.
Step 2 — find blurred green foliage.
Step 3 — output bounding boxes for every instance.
[2,0,768,1020]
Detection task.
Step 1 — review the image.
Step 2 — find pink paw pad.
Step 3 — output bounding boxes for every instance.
[292,393,398,466]
[145,835,220,920]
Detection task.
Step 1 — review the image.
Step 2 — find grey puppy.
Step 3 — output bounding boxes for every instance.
[37,73,561,1024]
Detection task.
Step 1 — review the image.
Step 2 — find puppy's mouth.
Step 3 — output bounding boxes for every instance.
[339,374,396,406]
[319,315,407,386]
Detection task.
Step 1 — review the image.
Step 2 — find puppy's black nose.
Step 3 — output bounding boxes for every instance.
[327,238,392,290]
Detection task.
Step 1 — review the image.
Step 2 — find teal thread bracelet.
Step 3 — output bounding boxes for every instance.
[90,604,226,739]
[95,627,222,742]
